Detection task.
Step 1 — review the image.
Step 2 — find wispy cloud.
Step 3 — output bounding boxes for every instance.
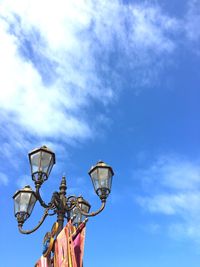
[0,1,180,139]
[185,0,200,42]
[0,0,185,169]
[135,155,200,242]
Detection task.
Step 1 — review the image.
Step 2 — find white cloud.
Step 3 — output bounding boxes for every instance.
[0,15,91,139]
[0,0,181,164]
[136,155,200,242]
[185,0,200,42]
[129,4,179,52]
[138,192,200,216]
[138,155,200,191]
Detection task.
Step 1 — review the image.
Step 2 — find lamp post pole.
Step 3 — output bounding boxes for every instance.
[13,146,114,236]
[57,176,67,233]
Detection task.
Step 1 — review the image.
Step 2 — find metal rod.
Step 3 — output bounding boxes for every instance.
[56,176,67,234]
[35,185,51,208]
[77,200,106,217]
[18,209,49,235]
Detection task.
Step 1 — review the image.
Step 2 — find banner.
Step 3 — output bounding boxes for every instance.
[71,223,86,267]
[35,219,87,267]
[54,220,86,267]
[35,255,52,267]
[54,226,70,267]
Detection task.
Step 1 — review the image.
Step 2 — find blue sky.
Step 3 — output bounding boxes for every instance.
[0,0,200,266]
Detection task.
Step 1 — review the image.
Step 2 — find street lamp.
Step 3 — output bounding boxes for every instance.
[13,146,114,235]
[89,160,114,201]
[29,146,55,184]
[68,196,91,227]
[13,185,37,224]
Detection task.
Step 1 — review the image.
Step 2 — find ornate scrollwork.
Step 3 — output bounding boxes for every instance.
[43,222,59,257]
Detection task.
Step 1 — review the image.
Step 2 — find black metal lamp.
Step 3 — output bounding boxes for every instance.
[70,196,91,225]
[77,196,91,214]
[13,146,114,238]
[29,146,55,184]
[89,161,114,201]
[13,185,37,224]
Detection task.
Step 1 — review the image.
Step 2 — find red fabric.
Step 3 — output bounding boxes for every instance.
[35,255,51,267]
[71,224,86,267]
[54,227,69,267]
[36,221,86,267]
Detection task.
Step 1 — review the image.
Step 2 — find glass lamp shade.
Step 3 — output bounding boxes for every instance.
[69,197,90,226]
[29,146,55,183]
[13,185,37,223]
[89,161,114,200]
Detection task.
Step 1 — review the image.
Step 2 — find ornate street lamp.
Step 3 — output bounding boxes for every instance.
[69,196,91,226]
[89,160,114,201]
[13,185,37,225]
[13,146,114,235]
[29,146,55,184]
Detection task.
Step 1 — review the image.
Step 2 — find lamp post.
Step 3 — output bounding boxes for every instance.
[13,146,114,235]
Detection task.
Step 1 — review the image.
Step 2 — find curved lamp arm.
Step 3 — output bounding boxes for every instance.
[77,200,106,217]
[35,186,53,209]
[18,208,49,235]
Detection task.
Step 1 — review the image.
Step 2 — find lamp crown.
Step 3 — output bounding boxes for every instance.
[29,145,56,164]
[28,145,56,184]
[89,160,114,176]
[23,185,32,191]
